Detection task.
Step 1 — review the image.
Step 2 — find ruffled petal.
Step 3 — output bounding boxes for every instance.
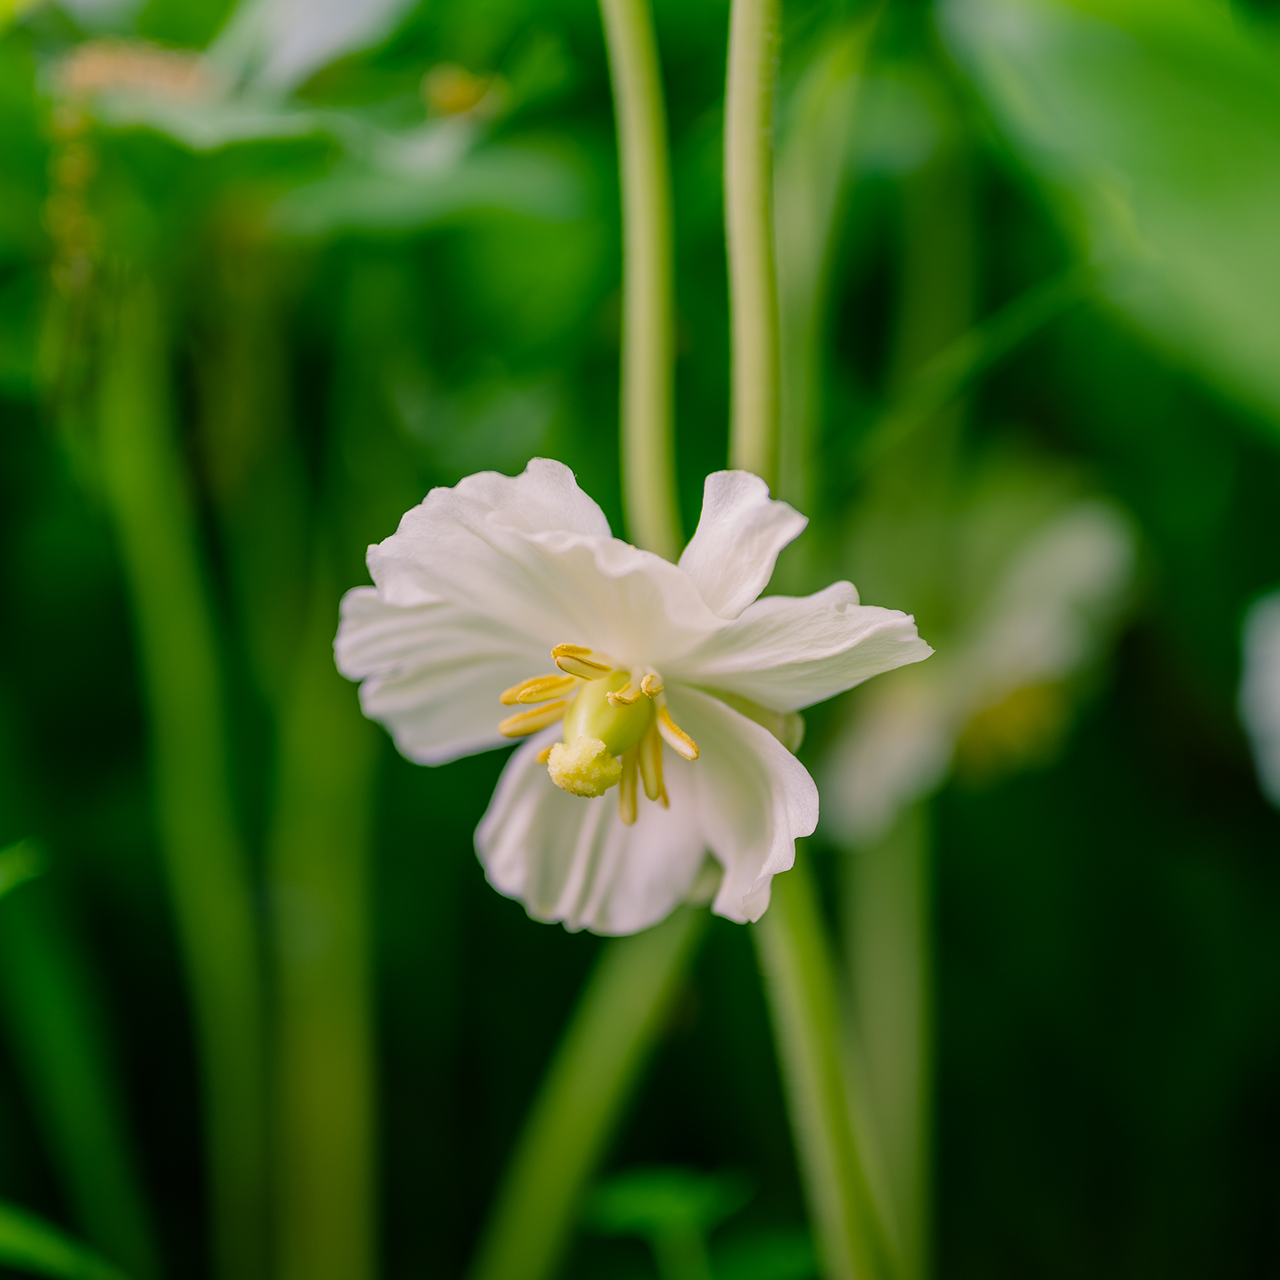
[476,728,708,935]
[669,686,819,923]
[673,582,933,712]
[335,586,544,765]
[369,464,723,665]
[677,471,808,620]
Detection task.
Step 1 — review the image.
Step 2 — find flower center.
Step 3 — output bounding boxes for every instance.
[497,644,699,825]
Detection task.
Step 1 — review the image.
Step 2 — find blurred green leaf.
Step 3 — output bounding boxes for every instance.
[941,0,1280,428]
[271,140,586,235]
[0,839,43,901]
[587,1167,752,1238]
[0,1197,128,1279]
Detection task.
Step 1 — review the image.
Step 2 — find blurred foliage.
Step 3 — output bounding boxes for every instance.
[0,0,1278,1277]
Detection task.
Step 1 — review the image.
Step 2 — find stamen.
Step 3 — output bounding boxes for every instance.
[618,748,638,826]
[500,673,577,706]
[638,719,665,803]
[552,643,613,680]
[535,746,553,765]
[606,683,641,707]
[640,673,664,698]
[498,700,568,738]
[657,706,699,760]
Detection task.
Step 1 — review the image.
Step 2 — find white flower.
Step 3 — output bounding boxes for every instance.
[335,459,931,934]
[822,499,1135,845]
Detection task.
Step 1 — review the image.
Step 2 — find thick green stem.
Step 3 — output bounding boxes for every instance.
[467,907,707,1280]
[269,561,378,1280]
[599,0,681,560]
[754,855,889,1280]
[96,280,268,1280]
[725,0,781,486]
[843,807,933,1280]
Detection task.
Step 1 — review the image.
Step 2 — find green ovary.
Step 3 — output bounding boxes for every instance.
[549,671,654,798]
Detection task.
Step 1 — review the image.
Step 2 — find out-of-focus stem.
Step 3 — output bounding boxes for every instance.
[96,279,267,1280]
[725,0,781,486]
[844,806,933,1280]
[269,559,378,1280]
[468,906,707,1280]
[754,854,889,1280]
[599,0,682,560]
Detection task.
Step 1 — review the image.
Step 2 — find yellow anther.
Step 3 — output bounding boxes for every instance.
[618,748,638,826]
[498,700,569,738]
[552,643,613,680]
[500,673,577,706]
[638,719,665,803]
[657,705,699,760]
[640,673,664,698]
[606,683,641,707]
[535,746,553,765]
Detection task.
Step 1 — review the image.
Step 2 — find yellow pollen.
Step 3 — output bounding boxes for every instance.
[547,738,622,797]
[618,748,638,825]
[606,683,641,707]
[552,643,613,680]
[657,706,699,760]
[500,673,577,705]
[640,673,664,697]
[498,701,568,738]
[547,640,611,680]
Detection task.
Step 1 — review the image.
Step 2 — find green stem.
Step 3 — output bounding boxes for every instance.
[725,0,781,486]
[843,806,932,1280]
[599,0,682,560]
[467,906,707,1280]
[269,559,378,1280]
[96,279,268,1280]
[754,855,889,1280]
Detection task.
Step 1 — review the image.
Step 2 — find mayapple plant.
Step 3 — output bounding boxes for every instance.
[336,460,931,935]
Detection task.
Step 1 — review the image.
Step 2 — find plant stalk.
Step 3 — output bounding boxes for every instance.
[599,0,682,560]
[725,0,781,486]
[754,855,889,1280]
[96,279,268,1280]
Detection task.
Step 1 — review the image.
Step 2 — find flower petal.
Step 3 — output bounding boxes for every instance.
[677,471,808,620]
[669,686,819,923]
[335,586,544,765]
[673,582,933,712]
[368,465,723,664]
[476,728,708,935]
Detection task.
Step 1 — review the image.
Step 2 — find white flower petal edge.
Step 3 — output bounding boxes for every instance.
[678,471,808,620]
[335,457,933,933]
[674,687,819,922]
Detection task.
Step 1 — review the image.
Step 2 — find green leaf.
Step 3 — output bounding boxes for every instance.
[0,839,43,902]
[941,0,1280,428]
[0,1198,127,1279]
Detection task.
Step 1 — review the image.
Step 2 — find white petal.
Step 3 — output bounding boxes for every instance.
[369,469,722,665]
[673,582,933,712]
[669,686,819,923]
[677,471,809,620]
[335,586,544,765]
[476,729,708,935]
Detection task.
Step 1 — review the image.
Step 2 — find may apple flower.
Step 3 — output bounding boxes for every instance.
[335,459,931,934]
